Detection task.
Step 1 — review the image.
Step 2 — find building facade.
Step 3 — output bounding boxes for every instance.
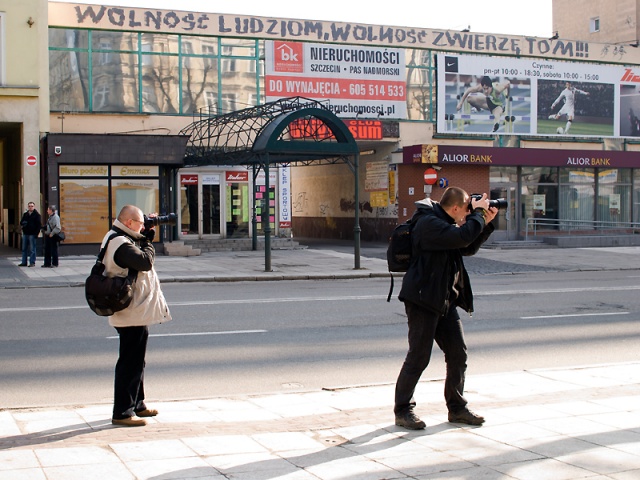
[2,1,640,254]
[0,0,49,249]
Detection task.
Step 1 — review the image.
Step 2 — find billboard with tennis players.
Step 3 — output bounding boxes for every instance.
[437,54,628,138]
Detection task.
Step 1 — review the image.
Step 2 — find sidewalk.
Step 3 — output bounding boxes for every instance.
[2,243,640,288]
[1,363,639,479]
[1,244,640,479]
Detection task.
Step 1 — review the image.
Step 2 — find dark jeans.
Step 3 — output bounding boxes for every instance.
[43,235,58,266]
[113,326,149,419]
[394,301,468,415]
[21,234,37,265]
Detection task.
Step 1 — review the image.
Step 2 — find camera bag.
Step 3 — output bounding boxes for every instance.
[386,210,427,302]
[85,233,138,316]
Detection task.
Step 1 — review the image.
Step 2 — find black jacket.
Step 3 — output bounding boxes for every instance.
[20,209,42,236]
[398,198,494,315]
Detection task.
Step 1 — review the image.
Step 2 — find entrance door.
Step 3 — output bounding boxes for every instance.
[179,173,222,238]
[225,174,250,238]
[491,185,517,240]
[202,175,221,235]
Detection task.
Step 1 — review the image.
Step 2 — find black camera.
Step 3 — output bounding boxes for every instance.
[143,213,177,229]
[469,194,508,211]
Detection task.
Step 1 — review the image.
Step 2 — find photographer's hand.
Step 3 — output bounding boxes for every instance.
[484,206,498,223]
[142,227,155,242]
[470,193,490,211]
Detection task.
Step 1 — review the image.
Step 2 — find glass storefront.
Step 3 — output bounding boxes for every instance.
[178,169,255,239]
[491,166,636,238]
[59,165,160,243]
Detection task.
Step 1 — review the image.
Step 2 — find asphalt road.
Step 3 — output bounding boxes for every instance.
[1,270,639,408]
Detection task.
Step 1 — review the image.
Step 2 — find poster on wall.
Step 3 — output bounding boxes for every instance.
[265,40,407,119]
[59,179,109,243]
[436,54,631,138]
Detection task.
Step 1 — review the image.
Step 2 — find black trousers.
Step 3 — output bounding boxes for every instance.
[113,326,149,419]
[394,301,468,415]
[43,235,58,266]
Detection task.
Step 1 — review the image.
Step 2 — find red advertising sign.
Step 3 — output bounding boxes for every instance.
[226,171,249,182]
[290,118,384,140]
[180,174,198,185]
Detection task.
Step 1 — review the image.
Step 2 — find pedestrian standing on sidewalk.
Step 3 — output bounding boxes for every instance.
[103,205,172,427]
[394,187,497,430]
[18,202,42,267]
[42,205,61,268]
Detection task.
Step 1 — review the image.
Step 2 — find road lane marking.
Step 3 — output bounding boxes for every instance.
[521,312,629,319]
[106,329,267,339]
[3,285,640,313]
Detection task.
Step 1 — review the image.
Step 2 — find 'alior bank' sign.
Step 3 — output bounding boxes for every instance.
[403,144,640,169]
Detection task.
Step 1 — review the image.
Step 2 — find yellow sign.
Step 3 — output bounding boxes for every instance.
[370,191,389,207]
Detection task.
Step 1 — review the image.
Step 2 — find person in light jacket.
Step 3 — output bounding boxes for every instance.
[42,206,61,268]
[102,205,172,427]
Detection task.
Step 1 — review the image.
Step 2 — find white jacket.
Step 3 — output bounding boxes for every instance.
[100,220,172,328]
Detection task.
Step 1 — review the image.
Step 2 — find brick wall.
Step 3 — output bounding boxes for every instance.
[397,164,490,222]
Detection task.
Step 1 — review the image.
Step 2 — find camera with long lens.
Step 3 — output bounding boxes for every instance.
[469,194,508,211]
[143,213,177,229]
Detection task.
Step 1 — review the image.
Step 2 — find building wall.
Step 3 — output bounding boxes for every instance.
[0,0,49,247]
[397,164,489,222]
[553,0,639,45]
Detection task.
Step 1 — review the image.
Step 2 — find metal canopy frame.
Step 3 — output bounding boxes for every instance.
[179,97,362,271]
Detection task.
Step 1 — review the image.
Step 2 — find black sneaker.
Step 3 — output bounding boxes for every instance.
[448,409,485,425]
[18,263,27,267]
[395,410,426,430]
[492,122,500,132]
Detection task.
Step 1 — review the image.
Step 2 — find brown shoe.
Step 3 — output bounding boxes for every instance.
[111,416,147,427]
[448,409,485,426]
[135,408,158,417]
[395,410,426,430]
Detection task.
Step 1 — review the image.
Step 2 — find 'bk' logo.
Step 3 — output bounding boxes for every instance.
[274,41,304,73]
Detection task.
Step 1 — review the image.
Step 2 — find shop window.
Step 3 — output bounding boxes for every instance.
[597,168,631,224]
[60,177,110,244]
[220,93,237,114]
[202,44,215,67]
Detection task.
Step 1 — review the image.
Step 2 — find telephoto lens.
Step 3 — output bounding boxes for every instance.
[143,213,178,229]
[469,195,508,211]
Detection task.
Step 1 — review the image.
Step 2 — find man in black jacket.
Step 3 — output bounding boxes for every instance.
[394,186,497,430]
[18,202,42,267]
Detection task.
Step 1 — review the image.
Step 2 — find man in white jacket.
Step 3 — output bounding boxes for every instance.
[102,205,172,427]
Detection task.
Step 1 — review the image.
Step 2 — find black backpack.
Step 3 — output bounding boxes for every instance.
[386,211,424,302]
[85,233,138,316]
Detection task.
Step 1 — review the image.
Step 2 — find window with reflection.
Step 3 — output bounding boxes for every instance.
[91,31,138,52]
[181,56,218,114]
[49,29,90,112]
[559,168,595,228]
[405,48,434,121]
[141,54,179,113]
[597,168,631,224]
[92,52,139,112]
[522,167,559,229]
[634,169,640,223]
